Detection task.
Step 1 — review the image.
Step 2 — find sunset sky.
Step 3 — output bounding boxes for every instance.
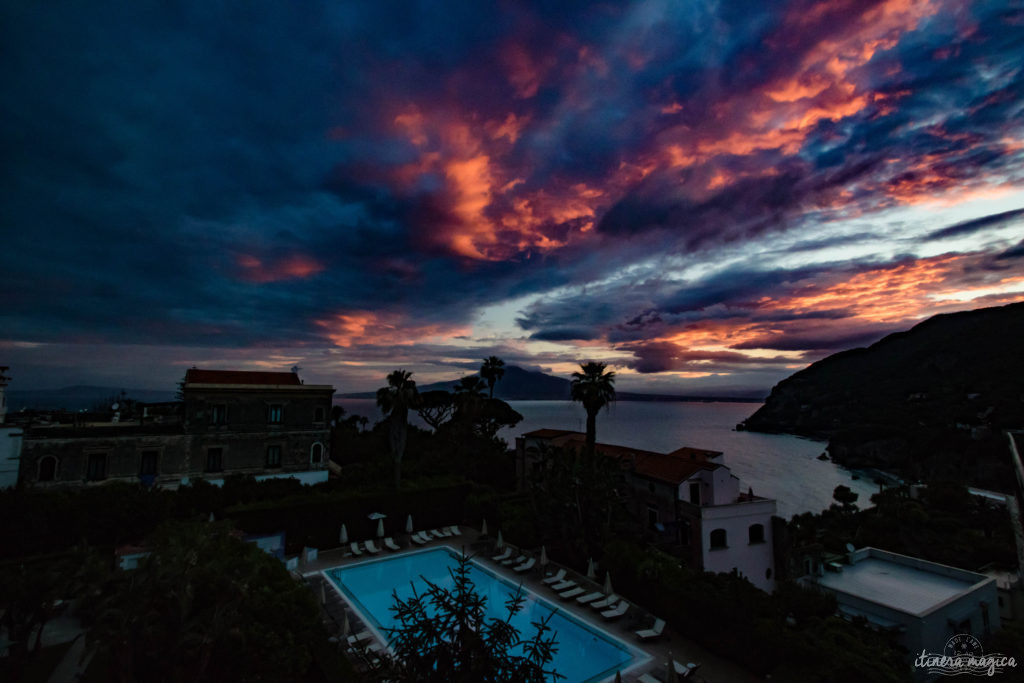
[2,1,1023,395]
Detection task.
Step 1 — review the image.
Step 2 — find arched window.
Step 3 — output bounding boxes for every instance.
[709,528,727,549]
[310,442,324,465]
[749,523,765,544]
[38,456,57,482]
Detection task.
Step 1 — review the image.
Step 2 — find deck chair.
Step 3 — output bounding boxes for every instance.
[383,537,401,551]
[590,593,618,610]
[600,602,629,620]
[492,547,513,562]
[448,525,462,536]
[576,591,604,605]
[550,578,576,592]
[349,542,363,556]
[559,586,586,600]
[541,568,566,585]
[364,540,382,554]
[514,557,536,573]
[502,554,527,567]
[635,618,665,641]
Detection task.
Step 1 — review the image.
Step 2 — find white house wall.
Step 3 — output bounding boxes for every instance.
[701,499,777,592]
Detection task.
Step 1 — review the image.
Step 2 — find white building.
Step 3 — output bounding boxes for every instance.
[0,367,23,489]
[803,547,1000,663]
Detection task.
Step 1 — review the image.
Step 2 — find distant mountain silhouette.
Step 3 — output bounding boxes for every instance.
[741,301,1024,490]
[7,386,176,411]
[341,365,762,402]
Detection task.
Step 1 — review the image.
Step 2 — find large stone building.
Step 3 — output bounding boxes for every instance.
[0,366,24,489]
[18,369,334,488]
[516,428,777,592]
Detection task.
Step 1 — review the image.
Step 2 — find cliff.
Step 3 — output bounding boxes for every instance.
[742,301,1024,490]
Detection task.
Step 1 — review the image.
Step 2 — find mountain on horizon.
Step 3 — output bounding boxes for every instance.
[7,386,177,412]
[340,365,763,402]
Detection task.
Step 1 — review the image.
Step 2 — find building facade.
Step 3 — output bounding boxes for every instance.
[18,369,334,489]
[516,428,777,592]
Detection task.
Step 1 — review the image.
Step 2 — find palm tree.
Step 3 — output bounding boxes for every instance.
[377,369,420,488]
[570,362,616,455]
[480,356,506,399]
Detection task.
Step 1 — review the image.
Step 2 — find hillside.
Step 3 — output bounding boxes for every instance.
[741,301,1024,489]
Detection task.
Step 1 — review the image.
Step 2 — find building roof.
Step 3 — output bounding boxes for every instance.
[523,428,721,485]
[812,548,992,616]
[184,369,302,386]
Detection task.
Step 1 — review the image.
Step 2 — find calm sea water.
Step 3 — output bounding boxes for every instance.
[337,399,879,520]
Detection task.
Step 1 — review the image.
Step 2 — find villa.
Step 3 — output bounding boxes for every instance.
[516,429,777,592]
[17,368,334,489]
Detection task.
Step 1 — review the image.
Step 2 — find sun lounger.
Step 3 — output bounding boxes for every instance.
[349,542,363,556]
[550,579,576,591]
[410,532,428,545]
[364,540,382,554]
[601,602,629,620]
[514,557,536,573]
[541,568,566,585]
[502,554,527,567]
[559,586,586,600]
[576,591,604,605]
[448,525,462,536]
[676,661,701,678]
[431,528,452,538]
[637,674,660,683]
[384,537,401,551]
[590,593,618,610]
[491,547,513,562]
[347,629,372,646]
[635,618,665,641]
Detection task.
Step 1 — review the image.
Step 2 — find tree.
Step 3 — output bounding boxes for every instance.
[480,356,506,399]
[365,552,561,682]
[570,362,616,455]
[377,369,420,489]
[84,521,322,683]
[416,390,456,432]
[832,485,859,513]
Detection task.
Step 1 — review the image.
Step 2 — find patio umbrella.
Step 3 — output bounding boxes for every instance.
[339,524,348,545]
[208,512,215,523]
[604,571,613,595]
[540,546,548,567]
[614,672,622,683]
[340,609,350,640]
[406,514,414,534]
[481,518,488,536]
[586,558,596,580]
[377,518,385,538]
[320,581,327,605]
[496,530,504,549]
[666,651,679,683]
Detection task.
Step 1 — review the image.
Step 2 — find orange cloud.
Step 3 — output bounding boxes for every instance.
[316,310,471,347]
[236,254,325,283]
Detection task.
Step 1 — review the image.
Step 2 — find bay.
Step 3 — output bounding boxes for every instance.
[336,399,879,520]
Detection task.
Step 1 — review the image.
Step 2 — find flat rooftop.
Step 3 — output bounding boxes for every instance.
[815,555,980,615]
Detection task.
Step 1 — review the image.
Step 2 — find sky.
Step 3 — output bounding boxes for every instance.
[2,0,1023,396]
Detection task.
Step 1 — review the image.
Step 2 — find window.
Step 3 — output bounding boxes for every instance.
[86,453,107,481]
[766,568,773,580]
[709,528,727,549]
[680,520,691,546]
[206,448,223,472]
[267,405,283,424]
[266,445,282,468]
[38,456,57,482]
[314,406,325,423]
[210,404,226,425]
[689,482,701,505]
[139,450,159,477]
[749,523,765,544]
[647,506,659,530]
[310,442,324,465]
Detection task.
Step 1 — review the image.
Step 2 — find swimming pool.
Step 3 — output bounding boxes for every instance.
[323,546,647,682]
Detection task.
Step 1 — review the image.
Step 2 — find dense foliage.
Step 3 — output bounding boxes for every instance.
[82,521,324,682]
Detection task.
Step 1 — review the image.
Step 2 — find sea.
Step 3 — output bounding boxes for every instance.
[336,399,880,520]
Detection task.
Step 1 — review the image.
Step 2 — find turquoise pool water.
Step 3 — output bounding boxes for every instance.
[324,547,644,682]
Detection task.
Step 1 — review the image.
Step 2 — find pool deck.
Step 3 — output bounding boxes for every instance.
[298,529,759,683]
